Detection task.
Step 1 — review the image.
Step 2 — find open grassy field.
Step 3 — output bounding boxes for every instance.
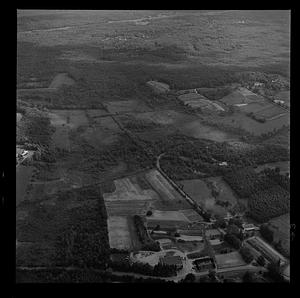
[215,251,246,269]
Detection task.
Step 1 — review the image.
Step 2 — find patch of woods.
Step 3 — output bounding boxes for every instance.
[260,223,289,258]
[123,118,162,132]
[224,168,290,222]
[110,259,178,277]
[133,215,160,252]
[55,193,110,269]
[17,186,111,269]
[159,137,289,180]
[16,268,176,283]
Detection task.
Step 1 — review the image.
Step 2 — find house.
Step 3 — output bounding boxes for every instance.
[242,223,259,237]
[159,255,183,270]
[193,256,215,272]
[205,229,222,240]
[274,99,285,105]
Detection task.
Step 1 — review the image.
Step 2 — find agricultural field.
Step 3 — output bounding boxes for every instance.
[104,100,152,114]
[51,126,70,150]
[107,216,133,250]
[48,110,89,128]
[146,210,190,222]
[179,119,237,142]
[178,92,224,112]
[146,80,170,93]
[16,165,34,206]
[48,73,75,89]
[204,177,239,206]
[219,88,263,105]
[203,111,289,136]
[179,179,230,217]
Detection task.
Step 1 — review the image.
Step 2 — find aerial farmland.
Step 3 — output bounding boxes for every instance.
[16,10,290,283]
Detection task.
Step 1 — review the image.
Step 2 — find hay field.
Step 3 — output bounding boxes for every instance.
[180,209,204,222]
[86,109,110,118]
[103,177,158,202]
[52,126,70,150]
[49,73,75,89]
[80,117,121,147]
[255,105,287,119]
[134,110,186,125]
[104,100,151,114]
[16,165,34,206]
[147,210,190,222]
[207,112,289,136]
[145,170,191,210]
[180,120,236,142]
[180,179,228,217]
[107,216,133,250]
[178,92,224,111]
[146,80,170,93]
[268,213,290,257]
[49,110,89,128]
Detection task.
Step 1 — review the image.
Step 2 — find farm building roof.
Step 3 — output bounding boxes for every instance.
[242,224,259,231]
[16,148,23,155]
[160,255,182,266]
[205,229,222,237]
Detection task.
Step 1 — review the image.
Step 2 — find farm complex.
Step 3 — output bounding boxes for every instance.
[16,10,290,283]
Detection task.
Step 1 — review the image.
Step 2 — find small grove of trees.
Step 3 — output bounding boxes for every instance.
[224,233,242,250]
[110,260,177,277]
[133,215,160,251]
[266,262,285,283]
[243,271,255,283]
[239,247,254,264]
[260,224,274,243]
[183,273,196,283]
[146,210,153,216]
